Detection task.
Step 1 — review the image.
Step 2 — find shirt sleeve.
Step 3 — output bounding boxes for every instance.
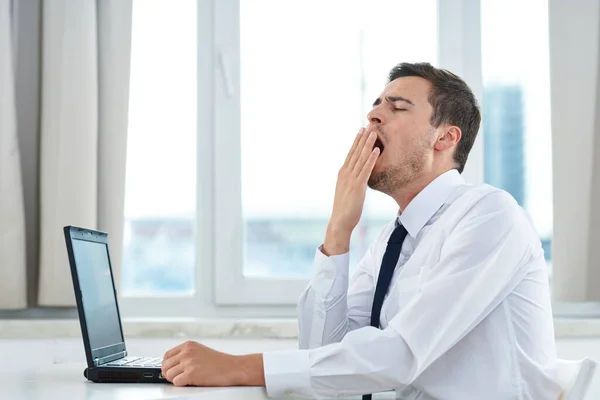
[263,191,539,399]
[296,225,392,350]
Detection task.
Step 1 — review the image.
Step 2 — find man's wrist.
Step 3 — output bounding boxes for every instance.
[323,224,352,256]
[234,353,265,387]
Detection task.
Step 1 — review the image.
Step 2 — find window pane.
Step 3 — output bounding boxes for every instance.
[481,0,553,271]
[122,0,197,295]
[240,0,437,277]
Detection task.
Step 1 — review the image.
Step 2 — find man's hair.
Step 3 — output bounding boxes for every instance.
[387,62,481,174]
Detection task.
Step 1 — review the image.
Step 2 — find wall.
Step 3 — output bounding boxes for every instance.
[549,0,600,301]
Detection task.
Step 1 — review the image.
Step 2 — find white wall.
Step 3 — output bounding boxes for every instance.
[549,0,600,301]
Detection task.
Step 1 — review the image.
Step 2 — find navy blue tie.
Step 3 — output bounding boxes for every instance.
[363,222,408,400]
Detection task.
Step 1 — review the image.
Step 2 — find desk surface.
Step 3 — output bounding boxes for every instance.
[1,364,379,400]
[1,364,273,400]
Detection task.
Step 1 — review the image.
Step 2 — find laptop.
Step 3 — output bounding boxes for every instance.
[63,225,167,383]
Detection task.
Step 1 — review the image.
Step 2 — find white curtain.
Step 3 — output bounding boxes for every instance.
[37,0,133,306]
[549,0,600,302]
[0,0,27,309]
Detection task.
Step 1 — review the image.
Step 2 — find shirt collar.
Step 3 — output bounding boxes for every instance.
[397,169,465,238]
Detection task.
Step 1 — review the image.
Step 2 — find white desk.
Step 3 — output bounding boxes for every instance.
[0,364,273,400]
[1,364,391,400]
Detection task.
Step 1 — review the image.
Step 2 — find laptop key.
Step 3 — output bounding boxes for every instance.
[105,356,162,367]
[138,357,160,365]
[121,357,142,365]
[106,359,129,366]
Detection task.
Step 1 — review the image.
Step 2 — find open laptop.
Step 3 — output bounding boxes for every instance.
[63,225,167,383]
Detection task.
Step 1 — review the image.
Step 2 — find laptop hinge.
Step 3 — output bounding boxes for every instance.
[94,351,127,366]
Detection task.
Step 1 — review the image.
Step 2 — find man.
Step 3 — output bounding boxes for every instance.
[160,62,561,399]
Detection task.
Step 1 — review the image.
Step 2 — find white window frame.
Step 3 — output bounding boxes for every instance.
[117,0,600,319]
[119,0,301,317]
[437,0,484,186]
[212,0,309,305]
[212,0,485,306]
[118,0,214,318]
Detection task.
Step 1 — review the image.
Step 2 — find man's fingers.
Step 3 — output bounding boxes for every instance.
[359,147,380,182]
[352,131,377,176]
[161,353,181,377]
[172,371,191,387]
[165,363,186,383]
[343,127,365,169]
[347,128,372,171]
[163,344,184,362]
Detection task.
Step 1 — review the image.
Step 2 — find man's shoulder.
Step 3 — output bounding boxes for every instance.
[445,183,544,258]
[453,183,521,211]
[446,183,528,228]
[444,184,531,233]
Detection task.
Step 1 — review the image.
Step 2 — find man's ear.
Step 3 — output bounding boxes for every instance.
[434,125,461,152]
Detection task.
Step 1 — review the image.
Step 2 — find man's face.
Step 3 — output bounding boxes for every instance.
[367,76,437,193]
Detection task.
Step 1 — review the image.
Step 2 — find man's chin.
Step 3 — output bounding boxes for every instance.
[368,172,384,191]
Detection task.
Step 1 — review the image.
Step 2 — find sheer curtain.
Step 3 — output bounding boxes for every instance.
[0,0,132,308]
[0,0,27,309]
[38,0,133,306]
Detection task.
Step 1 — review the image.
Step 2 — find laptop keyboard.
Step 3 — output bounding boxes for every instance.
[104,356,162,368]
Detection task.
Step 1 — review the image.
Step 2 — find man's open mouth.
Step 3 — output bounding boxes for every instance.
[373,137,385,154]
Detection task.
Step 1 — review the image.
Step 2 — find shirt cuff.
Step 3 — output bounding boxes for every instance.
[309,246,350,294]
[263,349,312,398]
[316,245,350,269]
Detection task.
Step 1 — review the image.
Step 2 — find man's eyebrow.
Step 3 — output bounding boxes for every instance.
[372,95,415,107]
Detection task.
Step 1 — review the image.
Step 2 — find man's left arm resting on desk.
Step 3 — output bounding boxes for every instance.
[262,197,536,398]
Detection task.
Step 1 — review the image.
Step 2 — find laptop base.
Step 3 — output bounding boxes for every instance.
[84,366,167,383]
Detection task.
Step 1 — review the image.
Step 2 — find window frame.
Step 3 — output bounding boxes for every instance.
[118,0,302,317]
[121,0,593,318]
[212,0,485,306]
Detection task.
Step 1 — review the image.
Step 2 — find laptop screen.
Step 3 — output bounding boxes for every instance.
[71,238,124,350]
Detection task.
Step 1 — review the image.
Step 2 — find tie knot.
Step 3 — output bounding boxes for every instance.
[388,224,408,244]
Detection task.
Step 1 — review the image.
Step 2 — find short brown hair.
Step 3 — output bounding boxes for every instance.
[388,62,481,174]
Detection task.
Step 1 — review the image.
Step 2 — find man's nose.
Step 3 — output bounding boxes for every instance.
[367,107,385,126]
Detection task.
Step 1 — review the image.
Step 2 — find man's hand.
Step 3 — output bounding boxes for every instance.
[323,128,380,256]
[161,341,265,387]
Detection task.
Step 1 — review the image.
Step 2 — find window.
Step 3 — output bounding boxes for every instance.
[120,0,553,314]
[480,0,553,271]
[122,0,197,296]
[213,0,439,304]
[240,0,438,279]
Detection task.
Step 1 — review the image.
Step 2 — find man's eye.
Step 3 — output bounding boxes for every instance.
[394,108,407,112]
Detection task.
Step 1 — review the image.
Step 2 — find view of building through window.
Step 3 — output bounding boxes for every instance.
[480,0,553,272]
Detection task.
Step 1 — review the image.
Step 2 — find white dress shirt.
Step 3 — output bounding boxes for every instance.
[262,169,561,400]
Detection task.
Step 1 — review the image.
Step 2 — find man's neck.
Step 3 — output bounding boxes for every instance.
[391,168,455,212]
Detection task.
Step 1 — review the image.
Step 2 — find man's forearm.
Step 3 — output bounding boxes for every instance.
[235,354,266,387]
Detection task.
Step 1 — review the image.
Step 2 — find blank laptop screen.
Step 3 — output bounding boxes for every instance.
[71,238,124,350]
